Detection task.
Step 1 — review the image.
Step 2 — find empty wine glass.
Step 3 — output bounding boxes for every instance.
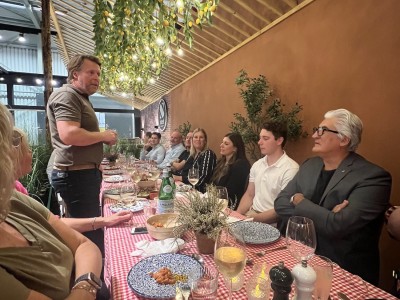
[286,216,317,262]
[188,168,199,188]
[214,226,247,300]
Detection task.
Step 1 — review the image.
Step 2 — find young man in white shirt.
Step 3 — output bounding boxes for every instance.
[236,121,299,224]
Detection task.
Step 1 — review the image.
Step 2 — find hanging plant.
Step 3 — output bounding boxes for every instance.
[93,0,219,96]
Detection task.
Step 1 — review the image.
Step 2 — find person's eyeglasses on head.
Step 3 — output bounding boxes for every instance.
[312,126,339,136]
[12,130,23,147]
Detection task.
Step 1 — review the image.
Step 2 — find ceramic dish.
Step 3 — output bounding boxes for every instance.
[103,175,124,183]
[231,221,280,244]
[104,188,136,195]
[109,201,144,213]
[127,253,203,299]
[103,169,123,175]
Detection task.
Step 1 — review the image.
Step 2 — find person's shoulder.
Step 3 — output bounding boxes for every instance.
[347,153,391,177]
[233,158,251,168]
[282,153,299,168]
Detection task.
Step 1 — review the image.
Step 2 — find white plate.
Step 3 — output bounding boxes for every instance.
[109,201,145,213]
[104,175,124,183]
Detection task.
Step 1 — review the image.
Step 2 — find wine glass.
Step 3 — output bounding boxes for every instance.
[214,226,247,300]
[286,216,317,262]
[216,186,229,211]
[188,168,199,188]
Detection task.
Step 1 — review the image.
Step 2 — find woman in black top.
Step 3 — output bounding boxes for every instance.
[173,128,216,193]
[210,133,250,209]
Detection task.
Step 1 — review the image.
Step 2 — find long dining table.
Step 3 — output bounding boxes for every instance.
[101,180,396,300]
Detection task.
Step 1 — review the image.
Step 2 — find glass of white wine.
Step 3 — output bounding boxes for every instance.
[216,186,229,211]
[188,167,199,189]
[214,226,247,300]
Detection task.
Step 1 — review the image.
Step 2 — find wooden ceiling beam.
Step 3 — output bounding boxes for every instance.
[49,1,69,61]
[254,0,283,17]
[281,0,297,9]
[234,0,273,24]
[217,2,259,32]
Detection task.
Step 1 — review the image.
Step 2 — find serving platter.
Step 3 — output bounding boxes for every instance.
[127,253,203,299]
[104,175,124,183]
[231,221,280,244]
[109,201,145,213]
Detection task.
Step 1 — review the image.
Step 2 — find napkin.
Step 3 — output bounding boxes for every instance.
[131,238,185,257]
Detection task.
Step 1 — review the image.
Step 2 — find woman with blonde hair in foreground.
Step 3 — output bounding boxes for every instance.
[13,127,131,233]
[0,103,103,299]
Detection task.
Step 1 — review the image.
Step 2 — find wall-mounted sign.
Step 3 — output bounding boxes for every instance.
[158,98,168,131]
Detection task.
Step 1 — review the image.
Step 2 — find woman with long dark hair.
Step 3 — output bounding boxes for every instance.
[210,133,250,209]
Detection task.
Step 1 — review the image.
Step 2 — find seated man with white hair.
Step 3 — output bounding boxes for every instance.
[158,130,185,169]
[275,108,392,285]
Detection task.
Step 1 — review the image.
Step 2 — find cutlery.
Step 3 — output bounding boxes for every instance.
[246,246,287,265]
[190,253,204,266]
[337,292,351,300]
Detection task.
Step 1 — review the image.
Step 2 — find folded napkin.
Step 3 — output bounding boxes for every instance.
[131,238,185,257]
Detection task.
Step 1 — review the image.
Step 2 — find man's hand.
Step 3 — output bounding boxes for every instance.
[332,200,349,213]
[292,193,305,206]
[102,129,118,145]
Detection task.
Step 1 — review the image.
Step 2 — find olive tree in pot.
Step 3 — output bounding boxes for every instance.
[230,70,307,161]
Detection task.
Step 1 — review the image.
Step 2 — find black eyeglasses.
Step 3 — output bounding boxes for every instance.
[312,126,339,136]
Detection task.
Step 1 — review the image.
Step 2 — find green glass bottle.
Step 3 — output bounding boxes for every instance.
[158,168,174,213]
[167,164,176,196]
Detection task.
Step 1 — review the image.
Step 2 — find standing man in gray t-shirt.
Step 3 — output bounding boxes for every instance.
[47,54,118,256]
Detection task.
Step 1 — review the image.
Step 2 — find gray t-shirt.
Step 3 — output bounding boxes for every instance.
[47,84,103,167]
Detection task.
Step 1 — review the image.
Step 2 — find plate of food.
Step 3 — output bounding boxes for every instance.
[103,169,123,175]
[104,175,124,183]
[230,221,280,244]
[176,183,192,193]
[109,201,145,213]
[104,188,137,196]
[127,253,203,299]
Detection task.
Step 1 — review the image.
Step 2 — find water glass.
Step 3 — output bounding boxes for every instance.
[246,276,270,300]
[189,265,219,300]
[143,201,156,219]
[223,270,244,291]
[310,255,333,300]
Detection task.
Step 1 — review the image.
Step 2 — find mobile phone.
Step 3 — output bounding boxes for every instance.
[131,227,148,235]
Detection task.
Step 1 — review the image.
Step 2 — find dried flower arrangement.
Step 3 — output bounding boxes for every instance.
[174,185,228,240]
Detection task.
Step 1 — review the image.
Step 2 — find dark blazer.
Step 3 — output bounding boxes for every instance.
[274,152,391,285]
[212,158,250,209]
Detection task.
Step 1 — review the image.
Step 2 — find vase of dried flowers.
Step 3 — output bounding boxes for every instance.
[174,185,229,254]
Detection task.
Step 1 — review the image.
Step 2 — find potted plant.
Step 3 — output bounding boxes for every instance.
[230,70,307,161]
[174,185,229,254]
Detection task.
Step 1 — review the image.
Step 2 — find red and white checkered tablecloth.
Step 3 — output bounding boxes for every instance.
[102,184,396,299]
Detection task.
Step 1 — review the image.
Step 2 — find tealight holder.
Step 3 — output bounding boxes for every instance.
[246,276,270,300]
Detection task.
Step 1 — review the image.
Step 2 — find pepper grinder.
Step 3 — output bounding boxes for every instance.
[269,261,293,300]
[291,260,316,300]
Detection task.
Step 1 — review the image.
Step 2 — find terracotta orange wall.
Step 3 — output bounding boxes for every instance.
[142,0,400,290]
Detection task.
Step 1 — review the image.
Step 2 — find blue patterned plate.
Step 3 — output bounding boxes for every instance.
[231,221,280,244]
[127,253,203,299]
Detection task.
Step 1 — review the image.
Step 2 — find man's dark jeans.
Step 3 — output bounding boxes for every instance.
[51,168,104,256]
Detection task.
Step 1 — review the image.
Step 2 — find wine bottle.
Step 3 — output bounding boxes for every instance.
[158,168,174,213]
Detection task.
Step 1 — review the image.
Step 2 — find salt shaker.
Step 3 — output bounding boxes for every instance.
[269,261,293,300]
[291,260,316,300]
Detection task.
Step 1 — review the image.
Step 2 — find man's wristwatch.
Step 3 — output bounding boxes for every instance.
[74,272,102,290]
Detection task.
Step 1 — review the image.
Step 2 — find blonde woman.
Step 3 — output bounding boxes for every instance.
[173,128,216,193]
[0,104,104,299]
[13,127,132,233]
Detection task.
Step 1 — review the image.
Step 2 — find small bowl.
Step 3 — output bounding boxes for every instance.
[146,213,180,240]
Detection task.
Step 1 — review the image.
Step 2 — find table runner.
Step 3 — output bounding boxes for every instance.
[102,181,396,299]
